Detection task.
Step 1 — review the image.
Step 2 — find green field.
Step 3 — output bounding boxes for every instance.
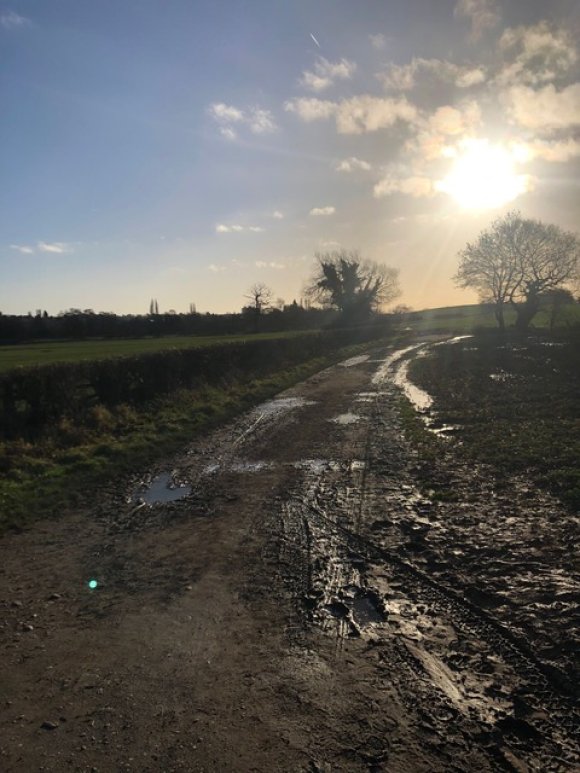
[406,303,580,334]
[0,330,316,374]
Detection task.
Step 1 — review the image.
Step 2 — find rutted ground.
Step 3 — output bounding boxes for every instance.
[0,342,578,772]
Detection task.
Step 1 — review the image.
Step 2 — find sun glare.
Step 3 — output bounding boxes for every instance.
[437,139,531,210]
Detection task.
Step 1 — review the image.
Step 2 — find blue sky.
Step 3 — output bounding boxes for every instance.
[1,0,579,314]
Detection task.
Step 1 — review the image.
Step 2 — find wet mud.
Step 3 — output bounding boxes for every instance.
[0,339,578,771]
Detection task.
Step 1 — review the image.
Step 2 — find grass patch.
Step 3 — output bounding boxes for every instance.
[405,303,580,335]
[408,331,580,510]
[0,340,382,534]
[0,330,318,373]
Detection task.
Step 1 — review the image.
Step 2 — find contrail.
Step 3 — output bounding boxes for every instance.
[310,33,321,48]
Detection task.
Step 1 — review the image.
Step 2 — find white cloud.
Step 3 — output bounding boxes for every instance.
[208,102,276,138]
[271,211,284,219]
[309,206,336,216]
[208,103,244,123]
[248,108,277,134]
[299,57,356,92]
[404,101,482,164]
[208,263,226,272]
[219,127,237,141]
[497,22,578,86]
[522,138,580,162]
[427,101,481,136]
[335,157,372,172]
[373,176,434,198]
[284,97,336,122]
[455,67,487,88]
[369,34,387,51]
[10,244,34,254]
[503,83,580,133]
[454,0,500,40]
[255,261,286,269]
[378,58,486,91]
[215,224,264,234]
[37,241,70,254]
[0,10,29,29]
[286,94,418,134]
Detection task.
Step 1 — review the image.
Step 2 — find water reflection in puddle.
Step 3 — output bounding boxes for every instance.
[330,412,362,425]
[325,591,386,626]
[294,459,366,473]
[231,461,272,473]
[340,355,370,368]
[134,473,192,505]
[253,397,316,420]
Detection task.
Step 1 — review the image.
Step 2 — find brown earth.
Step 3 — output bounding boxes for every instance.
[0,343,578,772]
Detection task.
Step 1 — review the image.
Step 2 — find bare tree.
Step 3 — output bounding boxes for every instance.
[243,283,273,331]
[455,211,579,332]
[306,249,400,320]
[244,282,273,314]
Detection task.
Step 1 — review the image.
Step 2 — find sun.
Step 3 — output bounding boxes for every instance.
[437,139,531,210]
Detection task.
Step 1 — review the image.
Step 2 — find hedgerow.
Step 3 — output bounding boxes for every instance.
[0,326,385,440]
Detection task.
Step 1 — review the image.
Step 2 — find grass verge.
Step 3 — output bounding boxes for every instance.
[0,340,382,534]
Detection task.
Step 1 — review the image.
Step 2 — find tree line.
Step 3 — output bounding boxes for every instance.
[0,252,402,343]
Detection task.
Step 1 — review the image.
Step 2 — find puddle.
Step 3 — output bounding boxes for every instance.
[433,335,472,347]
[330,413,362,425]
[392,358,433,413]
[134,473,192,505]
[426,421,462,437]
[294,459,366,474]
[340,355,370,368]
[230,460,272,473]
[355,391,377,403]
[490,371,516,382]
[203,460,273,474]
[350,460,366,471]
[252,397,315,420]
[325,591,386,627]
[350,592,386,625]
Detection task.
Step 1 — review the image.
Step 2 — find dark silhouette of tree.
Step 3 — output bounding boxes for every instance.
[243,283,273,331]
[455,211,579,332]
[149,298,159,315]
[306,249,400,321]
[544,288,576,333]
[244,283,273,313]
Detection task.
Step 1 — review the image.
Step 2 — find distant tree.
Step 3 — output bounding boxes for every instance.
[149,298,159,315]
[244,283,273,314]
[189,302,197,314]
[306,249,400,321]
[243,283,273,331]
[455,211,580,332]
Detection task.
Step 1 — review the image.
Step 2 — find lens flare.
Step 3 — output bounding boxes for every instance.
[437,139,532,210]
[88,579,98,590]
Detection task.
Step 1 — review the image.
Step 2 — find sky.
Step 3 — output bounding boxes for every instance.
[1,0,579,315]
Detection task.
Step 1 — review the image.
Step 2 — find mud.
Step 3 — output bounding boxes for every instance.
[0,340,578,771]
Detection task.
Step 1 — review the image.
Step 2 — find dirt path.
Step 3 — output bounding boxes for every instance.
[1,343,578,772]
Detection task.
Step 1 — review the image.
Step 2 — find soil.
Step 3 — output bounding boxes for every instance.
[0,341,578,772]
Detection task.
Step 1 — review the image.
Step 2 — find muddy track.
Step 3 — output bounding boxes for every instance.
[272,347,579,770]
[1,341,579,772]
